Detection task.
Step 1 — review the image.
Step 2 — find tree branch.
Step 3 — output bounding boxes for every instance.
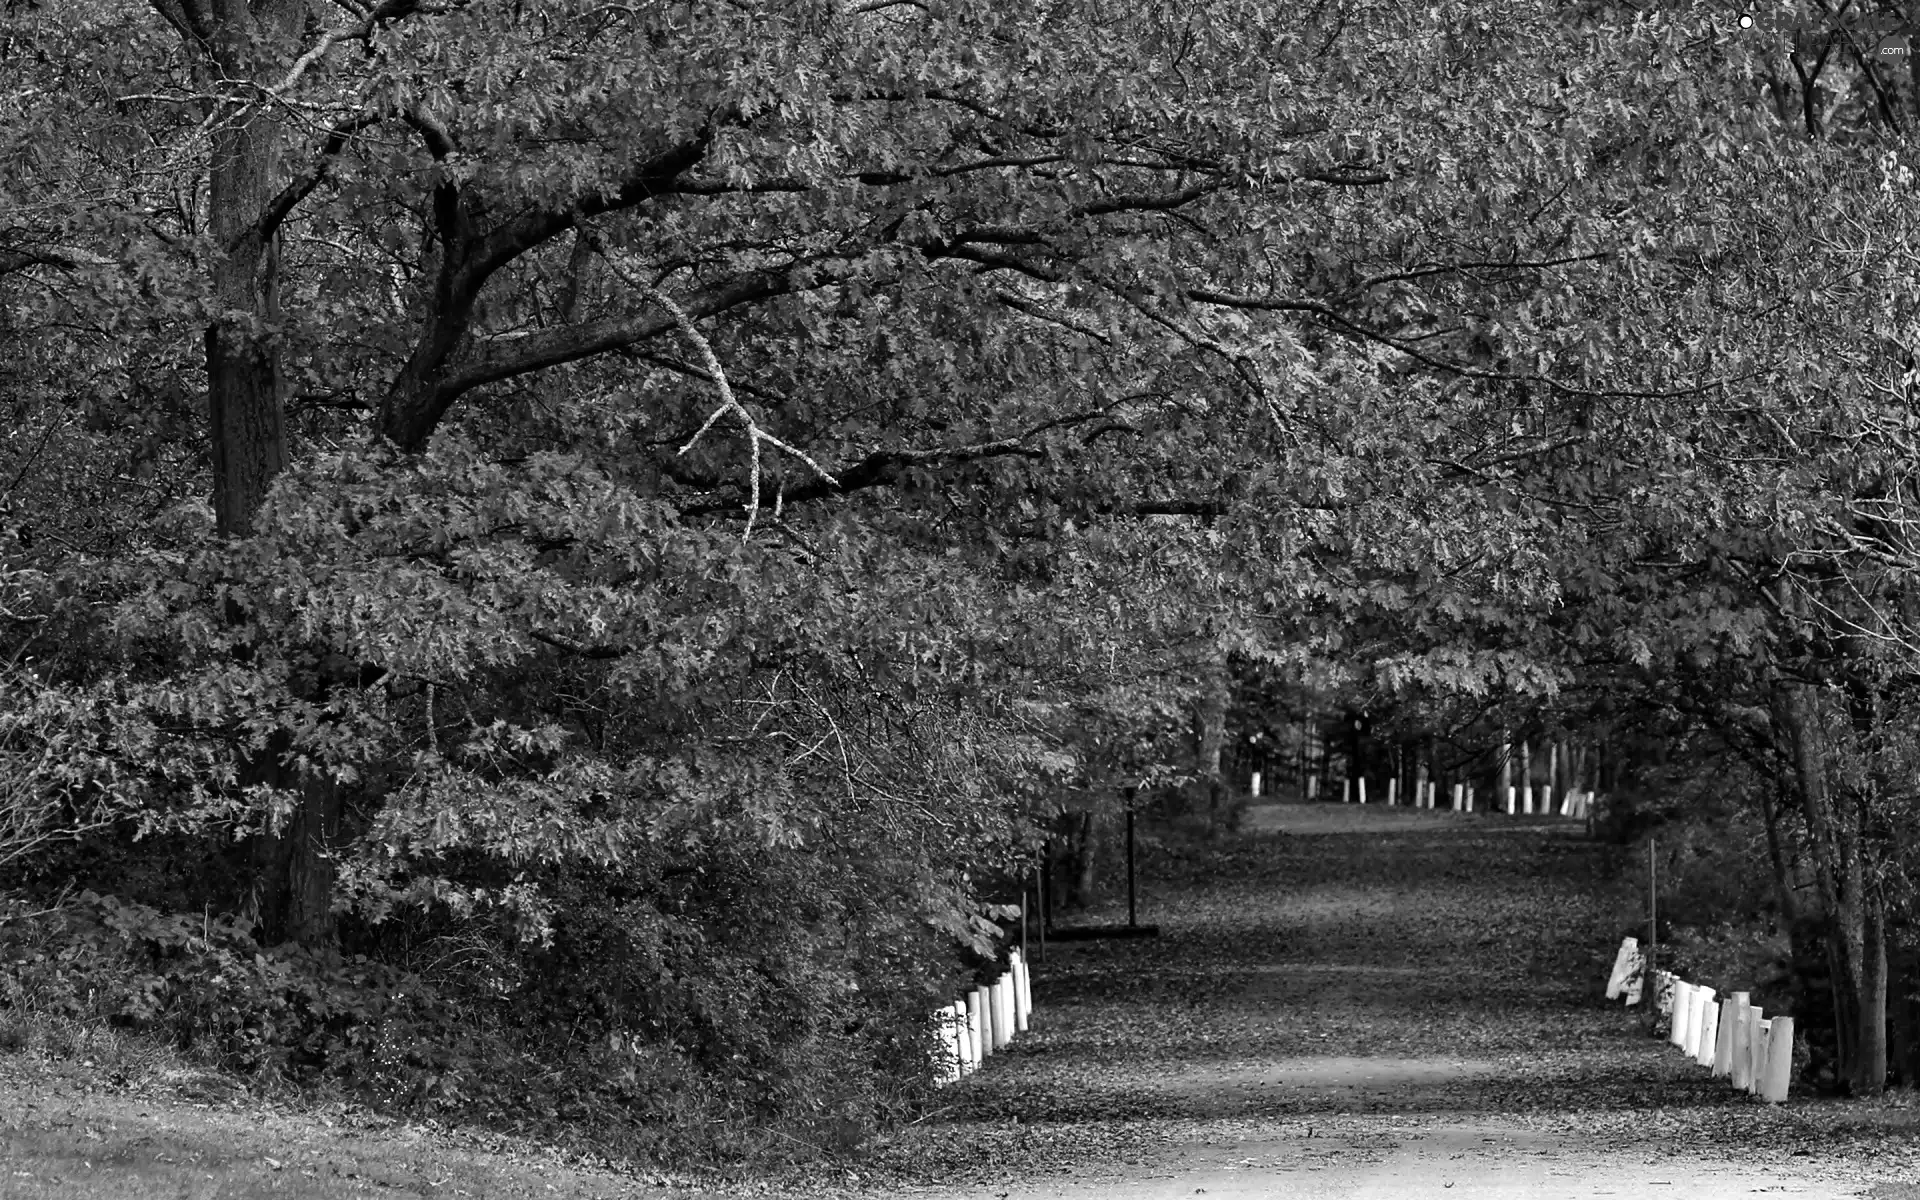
[254,111,384,245]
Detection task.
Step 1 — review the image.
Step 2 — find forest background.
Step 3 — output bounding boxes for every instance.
[4,0,1920,1164]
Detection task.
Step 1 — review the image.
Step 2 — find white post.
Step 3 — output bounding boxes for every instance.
[1452,783,1463,811]
[1466,784,1475,812]
[1751,1013,1774,1098]
[1251,771,1261,798]
[1730,999,1754,1090]
[1012,950,1031,1032]
[1358,778,1368,804]
[1506,785,1516,814]
[993,975,1014,1050]
[1387,778,1397,806]
[1605,937,1640,1000]
[1343,778,1351,804]
[1713,994,1743,1076]
[1761,1016,1793,1103]
[933,1009,956,1084]
[968,987,989,1061]
[1307,775,1318,801]
[1670,981,1694,1049]
[1720,990,1751,1075]
[1693,987,1718,1066]
[956,999,977,1074]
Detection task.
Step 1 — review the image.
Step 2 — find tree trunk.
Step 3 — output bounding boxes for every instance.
[1193,654,1229,835]
[162,0,341,947]
[1776,681,1888,1094]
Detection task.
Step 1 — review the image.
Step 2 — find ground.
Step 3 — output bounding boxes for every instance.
[4,801,1918,1198]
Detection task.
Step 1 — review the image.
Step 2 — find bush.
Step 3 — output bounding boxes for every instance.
[0,891,436,1088]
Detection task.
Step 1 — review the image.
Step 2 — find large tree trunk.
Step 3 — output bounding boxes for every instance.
[161,0,341,947]
[1776,681,1889,1094]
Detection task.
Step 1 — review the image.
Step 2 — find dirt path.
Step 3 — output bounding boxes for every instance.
[864,802,1920,1199]
[5,802,1917,1199]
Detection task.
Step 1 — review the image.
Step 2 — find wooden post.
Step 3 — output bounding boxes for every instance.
[1730,996,1754,1090]
[1762,1016,1794,1102]
[1500,734,1513,813]
[1693,987,1718,1066]
[1125,805,1138,929]
[1671,980,1694,1049]
[967,988,988,1063]
[1606,937,1639,999]
[954,1000,976,1075]
[1646,837,1658,1020]
[1521,738,1534,813]
[1714,994,1741,1076]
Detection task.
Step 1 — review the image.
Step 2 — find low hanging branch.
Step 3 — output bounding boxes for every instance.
[645,285,840,539]
[581,232,839,538]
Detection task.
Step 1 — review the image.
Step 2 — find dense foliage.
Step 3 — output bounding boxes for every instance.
[7,0,1920,1160]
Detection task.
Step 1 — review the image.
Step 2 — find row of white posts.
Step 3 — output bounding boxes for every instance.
[933,948,1033,1085]
[1325,775,1599,818]
[1603,937,1793,1103]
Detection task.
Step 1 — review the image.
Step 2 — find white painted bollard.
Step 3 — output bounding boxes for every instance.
[993,975,1013,1050]
[934,1008,958,1084]
[1523,782,1534,814]
[1713,994,1742,1076]
[1452,783,1463,811]
[1730,999,1754,1090]
[1747,1013,1769,1095]
[1466,784,1475,811]
[1692,987,1718,1066]
[1387,778,1396,806]
[1251,771,1261,798]
[1359,778,1368,804]
[1002,975,1017,1048]
[1761,1016,1793,1103]
[1670,980,1694,1049]
[1012,950,1031,1032]
[968,987,989,1061]
[1605,937,1640,999]
[951,1003,971,1080]
[955,1000,977,1075]
[1343,779,1351,803]
[1651,971,1670,1015]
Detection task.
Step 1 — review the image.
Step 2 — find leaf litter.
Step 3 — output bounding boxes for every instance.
[846,803,1920,1198]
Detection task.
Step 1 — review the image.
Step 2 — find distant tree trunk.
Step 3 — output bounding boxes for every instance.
[1889,934,1920,1087]
[1775,681,1888,1095]
[1193,655,1229,835]
[1054,810,1101,910]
